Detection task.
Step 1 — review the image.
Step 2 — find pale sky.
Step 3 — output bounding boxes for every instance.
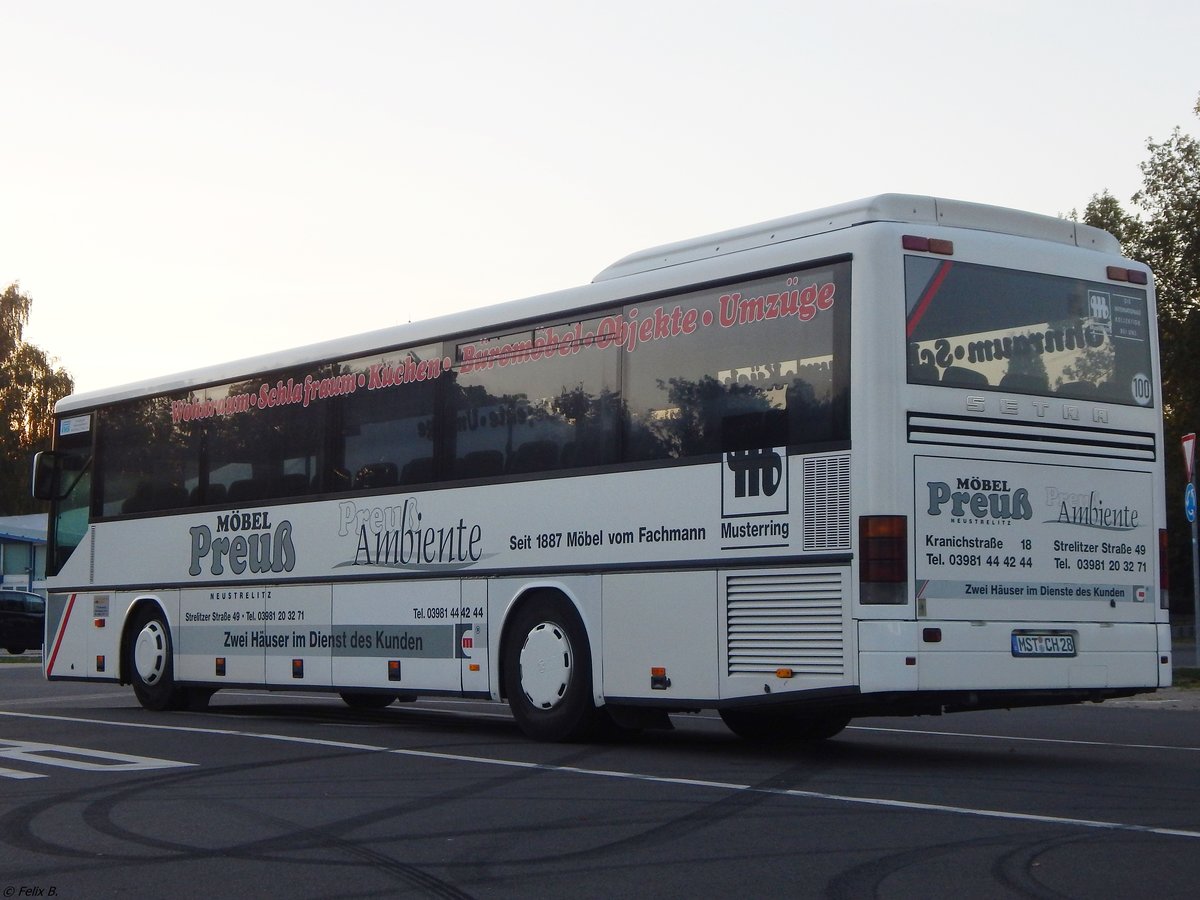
[3,0,1197,396]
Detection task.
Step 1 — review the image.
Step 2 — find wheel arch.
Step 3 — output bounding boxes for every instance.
[119,595,172,686]
[495,581,601,704]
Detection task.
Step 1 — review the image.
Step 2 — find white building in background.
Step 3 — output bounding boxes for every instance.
[0,515,47,595]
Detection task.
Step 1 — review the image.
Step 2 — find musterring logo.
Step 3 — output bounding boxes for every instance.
[189,510,296,576]
[926,477,1033,522]
[726,448,783,498]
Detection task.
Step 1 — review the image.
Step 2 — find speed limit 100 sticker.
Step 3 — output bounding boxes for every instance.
[1131,372,1152,406]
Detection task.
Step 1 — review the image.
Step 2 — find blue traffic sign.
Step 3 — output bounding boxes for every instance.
[1186,482,1197,523]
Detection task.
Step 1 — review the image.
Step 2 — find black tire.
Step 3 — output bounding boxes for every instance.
[127,605,187,711]
[185,689,216,711]
[5,646,27,656]
[502,593,602,742]
[719,708,850,742]
[339,691,396,710]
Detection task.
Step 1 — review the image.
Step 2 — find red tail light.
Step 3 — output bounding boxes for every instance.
[902,235,954,255]
[1107,265,1149,285]
[860,515,908,605]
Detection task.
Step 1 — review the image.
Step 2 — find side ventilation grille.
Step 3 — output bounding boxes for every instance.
[802,455,851,551]
[725,570,845,676]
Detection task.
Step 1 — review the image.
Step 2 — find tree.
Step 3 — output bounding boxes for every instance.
[1077,94,1200,608]
[0,282,74,514]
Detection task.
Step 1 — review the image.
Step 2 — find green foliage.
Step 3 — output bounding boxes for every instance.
[1078,95,1200,608]
[0,283,74,514]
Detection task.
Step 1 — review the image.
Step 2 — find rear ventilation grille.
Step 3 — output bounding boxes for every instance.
[802,455,851,551]
[726,570,845,676]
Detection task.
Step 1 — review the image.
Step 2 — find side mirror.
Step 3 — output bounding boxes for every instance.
[31,451,61,500]
[32,451,84,501]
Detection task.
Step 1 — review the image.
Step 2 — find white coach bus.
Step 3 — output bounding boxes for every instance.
[32,194,1172,741]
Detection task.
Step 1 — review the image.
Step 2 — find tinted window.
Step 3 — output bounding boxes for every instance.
[100,395,198,515]
[449,317,620,476]
[336,345,442,488]
[203,373,331,504]
[89,259,852,517]
[623,262,850,461]
[905,257,1154,407]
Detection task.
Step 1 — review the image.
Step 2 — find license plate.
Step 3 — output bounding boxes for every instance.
[1011,631,1077,657]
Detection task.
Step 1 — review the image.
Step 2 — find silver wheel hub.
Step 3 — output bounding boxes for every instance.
[518,622,573,710]
[134,620,168,685]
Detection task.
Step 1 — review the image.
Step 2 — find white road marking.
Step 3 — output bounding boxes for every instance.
[2,709,1198,839]
[0,765,44,780]
[0,737,193,778]
[846,724,1200,753]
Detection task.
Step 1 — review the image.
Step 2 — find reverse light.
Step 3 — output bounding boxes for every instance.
[860,515,908,605]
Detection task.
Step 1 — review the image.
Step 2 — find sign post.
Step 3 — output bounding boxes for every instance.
[1184,433,1200,666]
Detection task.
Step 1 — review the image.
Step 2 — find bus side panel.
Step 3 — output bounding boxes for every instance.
[45,592,113,681]
[178,588,264,684]
[333,580,462,692]
[1157,624,1174,687]
[857,621,920,694]
[600,571,718,701]
[264,585,332,686]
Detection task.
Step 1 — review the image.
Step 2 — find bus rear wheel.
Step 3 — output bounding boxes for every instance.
[719,708,850,742]
[503,594,602,742]
[339,691,397,710]
[128,606,187,712]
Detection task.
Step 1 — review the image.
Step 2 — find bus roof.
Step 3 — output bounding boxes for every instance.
[56,194,1123,414]
[593,193,1121,281]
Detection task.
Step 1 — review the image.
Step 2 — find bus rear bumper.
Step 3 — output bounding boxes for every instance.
[858,619,1164,696]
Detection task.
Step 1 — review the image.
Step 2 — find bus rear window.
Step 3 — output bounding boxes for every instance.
[904,257,1154,408]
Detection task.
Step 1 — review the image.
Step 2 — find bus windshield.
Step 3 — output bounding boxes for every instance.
[905,257,1154,408]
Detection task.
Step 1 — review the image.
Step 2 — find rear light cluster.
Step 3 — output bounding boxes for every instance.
[860,515,908,605]
[903,238,1148,287]
[902,235,954,255]
[1107,265,1148,285]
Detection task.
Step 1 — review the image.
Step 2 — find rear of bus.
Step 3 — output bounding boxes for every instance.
[857,199,1170,711]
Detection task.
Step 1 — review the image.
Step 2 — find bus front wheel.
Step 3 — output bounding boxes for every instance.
[127,606,187,711]
[502,594,602,742]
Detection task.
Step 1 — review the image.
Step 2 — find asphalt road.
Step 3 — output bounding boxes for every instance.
[1,662,1198,899]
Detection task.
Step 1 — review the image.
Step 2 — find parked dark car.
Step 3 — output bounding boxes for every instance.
[0,590,45,655]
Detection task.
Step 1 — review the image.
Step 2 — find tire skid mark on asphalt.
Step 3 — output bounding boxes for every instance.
[0,724,603,897]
